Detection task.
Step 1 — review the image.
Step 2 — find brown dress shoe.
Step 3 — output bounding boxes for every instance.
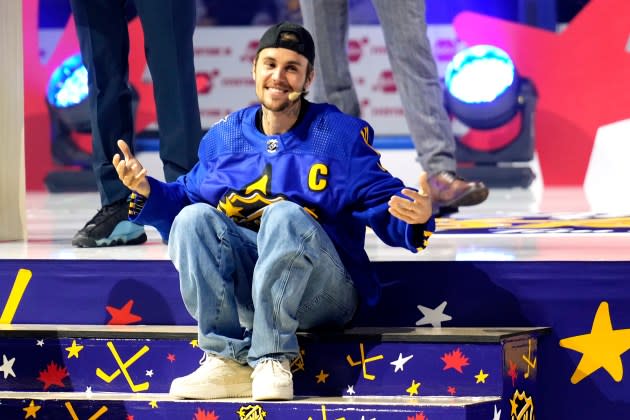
[428,171,489,208]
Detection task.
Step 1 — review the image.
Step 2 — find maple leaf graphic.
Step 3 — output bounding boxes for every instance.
[407,412,428,420]
[194,408,219,420]
[441,348,470,373]
[37,361,69,390]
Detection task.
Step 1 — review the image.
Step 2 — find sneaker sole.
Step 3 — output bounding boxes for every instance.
[72,232,148,248]
[169,383,252,399]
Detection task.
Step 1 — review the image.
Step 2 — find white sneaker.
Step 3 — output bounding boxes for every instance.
[251,358,293,401]
[169,354,253,399]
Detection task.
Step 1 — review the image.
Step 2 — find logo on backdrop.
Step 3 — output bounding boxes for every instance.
[348,37,369,62]
[434,37,458,62]
[372,70,397,93]
[195,69,220,95]
[241,40,260,63]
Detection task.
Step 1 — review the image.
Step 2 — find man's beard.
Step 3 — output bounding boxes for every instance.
[261,96,292,112]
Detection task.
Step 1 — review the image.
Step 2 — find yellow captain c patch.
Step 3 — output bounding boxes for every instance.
[308,163,328,191]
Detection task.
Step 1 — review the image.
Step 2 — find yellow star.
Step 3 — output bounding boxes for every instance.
[474,369,489,383]
[189,339,198,348]
[559,301,630,383]
[149,401,158,408]
[315,369,329,383]
[23,400,41,418]
[218,198,244,218]
[65,340,84,359]
[510,396,518,416]
[406,379,421,396]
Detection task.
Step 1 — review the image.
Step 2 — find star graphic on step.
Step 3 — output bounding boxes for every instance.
[146,369,154,377]
[346,385,355,395]
[507,360,518,386]
[474,369,489,384]
[510,397,518,416]
[106,299,143,325]
[85,386,93,397]
[493,404,502,420]
[390,353,414,372]
[149,401,158,408]
[36,339,44,347]
[190,339,198,348]
[65,340,84,359]
[0,354,16,379]
[559,301,630,383]
[406,379,420,396]
[23,400,41,419]
[416,301,452,327]
[167,353,176,362]
[316,369,329,383]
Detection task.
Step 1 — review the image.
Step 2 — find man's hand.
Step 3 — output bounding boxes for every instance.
[112,139,151,197]
[387,172,432,224]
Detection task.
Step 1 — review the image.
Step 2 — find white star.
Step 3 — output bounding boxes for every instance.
[0,354,16,379]
[493,404,502,420]
[146,369,154,377]
[85,386,93,397]
[346,385,355,395]
[36,339,44,347]
[390,353,414,372]
[416,301,452,327]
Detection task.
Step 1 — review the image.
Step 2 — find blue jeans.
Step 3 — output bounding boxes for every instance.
[300,0,456,175]
[169,201,358,366]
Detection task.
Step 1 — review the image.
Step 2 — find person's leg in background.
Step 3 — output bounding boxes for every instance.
[134,0,202,182]
[299,0,361,116]
[371,0,489,212]
[69,0,147,247]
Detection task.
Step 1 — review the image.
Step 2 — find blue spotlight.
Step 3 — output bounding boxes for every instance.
[45,53,139,170]
[47,53,89,109]
[445,45,519,129]
[46,53,92,135]
[443,45,538,188]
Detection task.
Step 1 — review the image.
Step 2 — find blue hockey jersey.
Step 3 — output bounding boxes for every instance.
[132,101,435,305]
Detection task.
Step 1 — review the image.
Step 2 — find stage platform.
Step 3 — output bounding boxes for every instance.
[1,185,630,419]
[2,185,628,262]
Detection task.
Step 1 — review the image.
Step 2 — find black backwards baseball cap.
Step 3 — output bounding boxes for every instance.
[256,22,315,64]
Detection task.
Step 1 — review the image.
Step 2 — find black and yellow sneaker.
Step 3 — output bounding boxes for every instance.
[72,198,147,248]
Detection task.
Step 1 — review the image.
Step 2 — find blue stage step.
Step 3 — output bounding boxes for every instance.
[0,392,500,420]
[0,324,545,419]
[2,258,629,418]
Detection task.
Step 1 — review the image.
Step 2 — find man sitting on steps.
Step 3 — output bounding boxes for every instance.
[113,22,435,401]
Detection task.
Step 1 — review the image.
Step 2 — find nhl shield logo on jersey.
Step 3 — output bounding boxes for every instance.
[266,138,279,153]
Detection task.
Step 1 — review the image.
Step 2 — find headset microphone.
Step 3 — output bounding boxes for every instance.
[288,91,303,101]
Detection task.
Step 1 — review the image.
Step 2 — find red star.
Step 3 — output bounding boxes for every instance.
[167,353,176,362]
[507,360,518,387]
[106,300,142,325]
[454,0,630,185]
[126,415,134,420]
[447,386,457,395]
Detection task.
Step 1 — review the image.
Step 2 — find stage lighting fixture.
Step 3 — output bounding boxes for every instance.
[44,53,139,192]
[444,45,538,188]
[46,53,92,168]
